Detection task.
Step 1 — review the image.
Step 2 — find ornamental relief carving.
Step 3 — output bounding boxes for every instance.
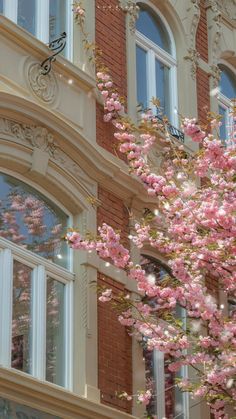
[184,0,201,79]
[27,62,58,104]
[0,117,95,194]
[213,0,236,20]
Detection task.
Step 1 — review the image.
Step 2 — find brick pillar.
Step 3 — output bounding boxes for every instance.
[95,0,127,156]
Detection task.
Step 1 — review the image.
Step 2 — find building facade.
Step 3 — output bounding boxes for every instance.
[0,1,235,418]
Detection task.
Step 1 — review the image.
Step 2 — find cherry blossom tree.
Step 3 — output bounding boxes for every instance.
[68,79,236,418]
[70,4,236,418]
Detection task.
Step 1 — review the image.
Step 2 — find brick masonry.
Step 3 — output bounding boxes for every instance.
[98,273,132,414]
[96,0,127,156]
[196,0,208,62]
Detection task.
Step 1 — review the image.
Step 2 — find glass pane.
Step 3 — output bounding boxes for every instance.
[0,0,3,14]
[219,64,236,99]
[219,105,227,142]
[156,59,170,118]
[0,173,69,268]
[136,6,171,53]
[49,0,66,43]
[136,45,148,109]
[17,0,36,35]
[12,261,32,374]
[0,396,61,418]
[46,278,65,386]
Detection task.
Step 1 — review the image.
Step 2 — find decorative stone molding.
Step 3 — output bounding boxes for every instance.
[27,63,58,104]
[0,117,56,154]
[119,0,139,33]
[184,48,200,79]
[207,0,223,64]
[0,117,95,194]
[209,0,236,21]
[185,0,201,77]
[189,0,201,46]
[210,64,222,88]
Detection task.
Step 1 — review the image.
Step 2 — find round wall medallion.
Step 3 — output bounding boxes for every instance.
[28,63,58,104]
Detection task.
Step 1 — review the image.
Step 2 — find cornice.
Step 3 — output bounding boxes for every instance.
[0,367,136,419]
[0,15,95,92]
[0,93,154,206]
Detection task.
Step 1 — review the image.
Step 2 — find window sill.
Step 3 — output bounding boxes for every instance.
[0,15,95,92]
[0,367,136,419]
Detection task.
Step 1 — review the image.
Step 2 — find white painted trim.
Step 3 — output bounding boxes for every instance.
[66,0,73,61]
[0,167,73,219]
[0,237,74,283]
[4,0,17,23]
[31,265,46,380]
[137,0,177,58]
[136,32,177,67]
[135,19,178,125]
[0,249,13,368]
[3,0,73,59]
[37,0,49,43]
[0,367,136,419]
[153,350,166,418]
[64,280,74,390]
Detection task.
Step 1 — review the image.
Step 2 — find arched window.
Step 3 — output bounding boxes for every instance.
[141,255,188,419]
[218,64,236,142]
[136,4,177,125]
[0,172,73,388]
[0,0,72,59]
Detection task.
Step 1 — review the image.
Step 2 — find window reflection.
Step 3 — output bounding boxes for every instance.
[136,45,148,109]
[0,0,3,14]
[49,0,66,43]
[219,65,236,99]
[17,0,36,35]
[136,5,171,53]
[141,255,186,419]
[156,59,170,118]
[0,396,61,418]
[12,261,32,374]
[46,278,65,387]
[0,173,69,268]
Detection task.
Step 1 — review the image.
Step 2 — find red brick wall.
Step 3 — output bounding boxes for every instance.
[96,0,127,156]
[196,0,208,62]
[196,67,210,126]
[98,273,132,413]
[97,186,130,249]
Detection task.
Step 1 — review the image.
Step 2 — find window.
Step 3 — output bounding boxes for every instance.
[1,0,72,59]
[0,172,73,389]
[218,64,236,143]
[136,4,177,125]
[0,396,61,418]
[141,255,188,419]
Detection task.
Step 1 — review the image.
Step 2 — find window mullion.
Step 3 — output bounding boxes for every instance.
[4,0,17,22]
[64,281,73,390]
[147,50,156,113]
[153,350,166,418]
[31,265,46,380]
[0,249,13,367]
[37,0,49,43]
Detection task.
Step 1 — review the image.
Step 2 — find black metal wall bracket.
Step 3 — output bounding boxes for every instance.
[40,32,67,76]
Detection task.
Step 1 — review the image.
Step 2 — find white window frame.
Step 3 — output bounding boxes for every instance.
[2,0,72,60]
[0,219,74,390]
[141,255,189,419]
[135,5,178,127]
[218,93,235,143]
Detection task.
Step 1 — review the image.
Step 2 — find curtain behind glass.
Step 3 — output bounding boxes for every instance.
[17,0,36,35]
[49,0,66,42]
